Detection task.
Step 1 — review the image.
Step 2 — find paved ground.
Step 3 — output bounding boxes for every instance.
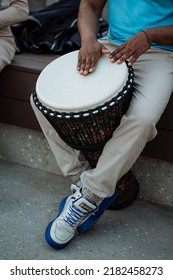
[0,159,173,260]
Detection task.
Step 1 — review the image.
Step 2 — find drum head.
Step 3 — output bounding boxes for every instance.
[36,50,128,112]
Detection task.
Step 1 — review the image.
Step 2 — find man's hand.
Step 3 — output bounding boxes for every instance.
[77,40,111,76]
[109,31,150,66]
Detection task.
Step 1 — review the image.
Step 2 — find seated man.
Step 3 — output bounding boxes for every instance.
[31,0,173,249]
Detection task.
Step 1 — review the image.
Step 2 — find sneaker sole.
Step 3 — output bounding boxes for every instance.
[77,192,118,233]
[45,196,70,250]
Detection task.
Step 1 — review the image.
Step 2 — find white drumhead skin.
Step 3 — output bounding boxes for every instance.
[36,50,128,112]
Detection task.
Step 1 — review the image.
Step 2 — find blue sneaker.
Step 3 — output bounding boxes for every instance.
[45,188,97,250]
[77,193,117,233]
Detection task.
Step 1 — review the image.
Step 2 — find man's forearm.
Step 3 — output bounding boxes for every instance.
[145,25,173,46]
[77,0,106,44]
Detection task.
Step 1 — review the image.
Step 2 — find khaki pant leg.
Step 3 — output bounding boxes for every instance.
[81,44,173,198]
[30,96,90,182]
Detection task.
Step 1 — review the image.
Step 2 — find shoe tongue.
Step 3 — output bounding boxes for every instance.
[73,191,97,212]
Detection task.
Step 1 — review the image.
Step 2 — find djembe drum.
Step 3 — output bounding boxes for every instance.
[33,50,139,210]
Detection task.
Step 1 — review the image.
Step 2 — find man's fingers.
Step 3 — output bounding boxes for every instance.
[128,51,141,66]
[77,55,98,76]
[110,47,133,63]
[102,48,111,55]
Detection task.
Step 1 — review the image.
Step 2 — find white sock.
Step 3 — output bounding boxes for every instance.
[82,186,102,205]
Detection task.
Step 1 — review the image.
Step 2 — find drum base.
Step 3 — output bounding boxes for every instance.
[108,170,139,210]
[83,150,139,210]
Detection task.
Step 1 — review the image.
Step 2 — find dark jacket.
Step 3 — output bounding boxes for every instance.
[11,0,108,54]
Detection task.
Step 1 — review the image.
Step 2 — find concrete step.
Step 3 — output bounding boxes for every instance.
[0,159,173,260]
[0,122,173,207]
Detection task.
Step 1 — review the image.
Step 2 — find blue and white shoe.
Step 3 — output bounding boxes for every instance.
[77,194,117,233]
[45,188,97,250]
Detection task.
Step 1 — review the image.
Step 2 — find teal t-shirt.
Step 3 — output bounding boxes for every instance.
[105,0,173,52]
